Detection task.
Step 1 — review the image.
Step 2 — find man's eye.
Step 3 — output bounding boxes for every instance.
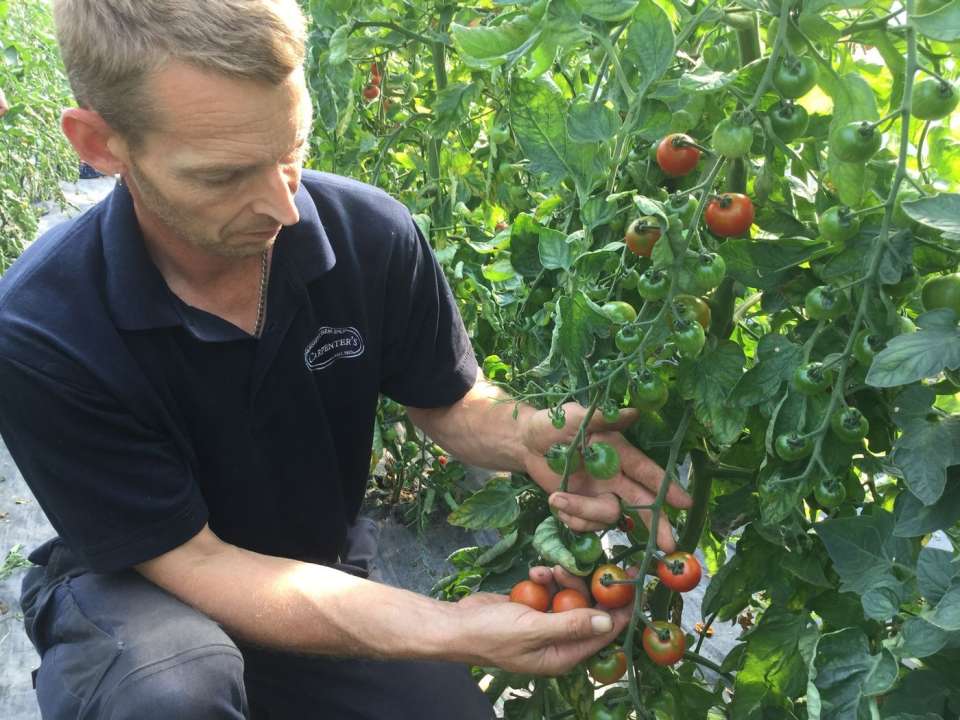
[202,173,237,186]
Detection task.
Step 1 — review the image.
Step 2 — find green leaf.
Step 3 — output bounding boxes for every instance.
[918,547,960,605]
[901,616,952,659]
[927,584,960,632]
[579,0,639,21]
[509,214,544,278]
[566,101,620,144]
[902,193,960,235]
[890,385,960,505]
[633,99,673,141]
[894,477,960,537]
[781,548,833,589]
[913,0,960,42]
[730,335,805,408]
[719,238,828,291]
[431,82,481,137]
[532,515,590,576]
[866,310,960,388]
[624,0,675,96]
[510,79,603,202]
[482,257,517,282]
[451,14,543,69]
[703,527,784,620]
[809,629,898,719]
[678,66,737,93]
[815,510,916,621]
[677,340,747,445]
[730,607,815,719]
[556,291,611,376]
[447,476,521,529]
[539,227,575,270]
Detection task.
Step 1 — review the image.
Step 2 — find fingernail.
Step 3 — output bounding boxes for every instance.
[591,615,613,634]
[551,494,568,510]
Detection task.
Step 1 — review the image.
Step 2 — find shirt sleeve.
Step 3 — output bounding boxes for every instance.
[0,355,208,573]
[379,216,479,408]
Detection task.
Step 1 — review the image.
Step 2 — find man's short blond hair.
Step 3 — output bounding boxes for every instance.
[53,0,307,150]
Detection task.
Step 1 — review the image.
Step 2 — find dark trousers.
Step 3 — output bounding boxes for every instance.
[19,525,496,719]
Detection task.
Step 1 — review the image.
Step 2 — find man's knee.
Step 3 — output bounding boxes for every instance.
[101,648,248,720]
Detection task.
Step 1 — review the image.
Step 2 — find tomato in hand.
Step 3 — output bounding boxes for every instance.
[819,206,861,244]
[545,443,583,476]
[768,99,810,142]
[921,273,960,317]
[805,286,850,320]
[911,78,959,120]
[773,55,818,98]
[775,431,813,461]
[637,268,670,301]
[509,580,550,611]
[831,407,869,443]
[551,588,591,612]
[591,564,635,608]
[588,647,627,685]
[832,121,882,163]
[657,552,702,592]
[630,368,668,412]
[570,533,604,567]
[624,218,661,257]
[642,621,686,666]
[583,442,621,480]
[705,193,754,236]
[656,133,701,177]
[712,116,754,159]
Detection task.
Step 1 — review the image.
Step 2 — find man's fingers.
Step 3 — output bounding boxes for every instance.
[602,432,693,509]
[549,491,619,532]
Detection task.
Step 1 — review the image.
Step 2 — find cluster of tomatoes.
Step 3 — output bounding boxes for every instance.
[362,62,382,102]
[508,539,704,717]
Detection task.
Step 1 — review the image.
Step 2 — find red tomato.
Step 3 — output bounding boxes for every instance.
[590,564,635,609]
[656,134,701,177]
[642,621,686,666]
[437,456,448,466]
[362,84,381,102]
[656,552,702,593]
[705,193,754,236]
[551,588,591,612]
[509,580,550,611]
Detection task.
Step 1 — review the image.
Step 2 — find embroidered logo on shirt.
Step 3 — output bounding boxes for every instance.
[304,326,365,371]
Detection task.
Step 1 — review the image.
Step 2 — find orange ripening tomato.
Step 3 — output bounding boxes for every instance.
[509,580,550,612]
[590,564,634,609]
[551,588,591,612]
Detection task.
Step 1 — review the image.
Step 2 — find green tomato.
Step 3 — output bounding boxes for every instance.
[672,319,706,358]
[551,407,566,429]
[814,477,847,508]
[792,362,832,395]
[637,268,670,302]
[545,443,583,475]
[712,117,754,159]
[615,325,642,354]
[768,100,810,142]
[587,647,627,685]
[853,329,886,367]
[666,194,698,225]
[583,442,621,480]
[570,533,604,567]
[911,78,959,121]
[819,206,861,244]
[831,121,882,163]
[601,301,638,325]
[768,16,808,56]
[590,701,630,720]
[775,431,813,461]
[630,368,669,412]
[805,286,850,320]
[773,55,818,99]
[921,273,960,317]
[601,402,621,423]
[830,407,869,443]
[692,253,726,292]
[489,125,511,144]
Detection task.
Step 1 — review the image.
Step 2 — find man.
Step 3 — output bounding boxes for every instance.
[0,1,690,718]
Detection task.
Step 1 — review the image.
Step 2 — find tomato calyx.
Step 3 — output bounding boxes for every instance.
[775,431,814,461]
[637,268,670,301]
[831,406,869,443]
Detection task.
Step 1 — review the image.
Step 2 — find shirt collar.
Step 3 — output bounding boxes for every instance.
[102,173,336,332]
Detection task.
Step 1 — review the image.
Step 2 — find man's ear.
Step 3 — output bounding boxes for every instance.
[61,108,131,177]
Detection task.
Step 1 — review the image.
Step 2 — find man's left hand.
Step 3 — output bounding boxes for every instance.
[519,402,692,552]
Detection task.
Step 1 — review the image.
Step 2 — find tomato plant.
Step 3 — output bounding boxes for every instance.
[307,0,960,715]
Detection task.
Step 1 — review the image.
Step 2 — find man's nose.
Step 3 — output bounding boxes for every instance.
[251,166,300,227]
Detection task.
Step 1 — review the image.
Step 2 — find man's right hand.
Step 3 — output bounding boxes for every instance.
[451,565,637,676]
[0,89,8,118]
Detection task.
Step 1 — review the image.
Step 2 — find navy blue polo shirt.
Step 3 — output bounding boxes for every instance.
[0,171,478,573]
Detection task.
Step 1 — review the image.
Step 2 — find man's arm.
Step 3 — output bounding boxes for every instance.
[135,523,628,674]
[405,369,692,549]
